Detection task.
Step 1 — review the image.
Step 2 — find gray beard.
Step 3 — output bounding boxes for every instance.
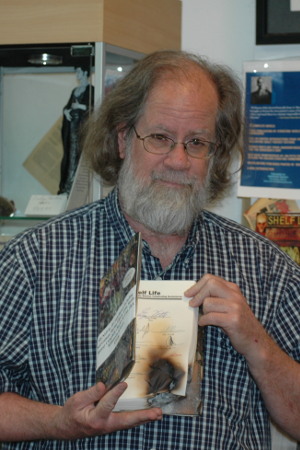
[118,151,211,236]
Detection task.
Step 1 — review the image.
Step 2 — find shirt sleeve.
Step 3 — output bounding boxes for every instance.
[272,267,300,362]
[0,236,35,397]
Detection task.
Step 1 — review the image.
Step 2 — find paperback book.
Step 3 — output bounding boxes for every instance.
[96,235,203,415]
[113,279,202,415]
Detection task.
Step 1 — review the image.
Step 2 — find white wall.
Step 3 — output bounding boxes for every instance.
[181,0,300,224]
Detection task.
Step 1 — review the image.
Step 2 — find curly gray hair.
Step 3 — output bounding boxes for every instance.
[82,50,243,202]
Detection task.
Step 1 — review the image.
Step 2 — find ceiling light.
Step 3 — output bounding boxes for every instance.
[28,53,63,66]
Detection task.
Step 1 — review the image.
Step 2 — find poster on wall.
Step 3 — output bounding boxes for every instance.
[238,59,300,199]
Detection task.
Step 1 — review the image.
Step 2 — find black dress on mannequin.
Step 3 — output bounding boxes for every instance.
[58,82,94,195]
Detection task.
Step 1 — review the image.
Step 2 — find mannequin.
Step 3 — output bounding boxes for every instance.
[58,65,94,194]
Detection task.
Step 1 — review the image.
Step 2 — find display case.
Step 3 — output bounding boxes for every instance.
[0,42,143,237]
[0,0,181,240]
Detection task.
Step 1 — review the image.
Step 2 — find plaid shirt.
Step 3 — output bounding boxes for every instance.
[1,188,299,449]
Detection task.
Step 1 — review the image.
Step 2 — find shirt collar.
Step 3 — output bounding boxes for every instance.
[103,187,136,244]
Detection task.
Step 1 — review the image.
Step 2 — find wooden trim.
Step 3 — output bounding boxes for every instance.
[0,0,103,44]
[103,0,181,53]
[0,0,181,53]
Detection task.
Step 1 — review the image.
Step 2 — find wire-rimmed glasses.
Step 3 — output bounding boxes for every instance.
[132,126,217,159]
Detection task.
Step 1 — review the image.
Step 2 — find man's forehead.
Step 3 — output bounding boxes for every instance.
[152,67,216,91]
[141,74,219,126]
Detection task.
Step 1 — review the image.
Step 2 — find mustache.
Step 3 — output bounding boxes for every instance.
[151,170,197,186]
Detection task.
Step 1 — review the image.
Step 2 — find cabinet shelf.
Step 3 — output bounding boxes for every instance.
[0,216,49,221]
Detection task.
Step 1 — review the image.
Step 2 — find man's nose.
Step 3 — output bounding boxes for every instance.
[163,142,190,170]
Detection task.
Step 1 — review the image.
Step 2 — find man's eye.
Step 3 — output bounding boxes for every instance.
[151,134,169,142]
[189,138,207,147]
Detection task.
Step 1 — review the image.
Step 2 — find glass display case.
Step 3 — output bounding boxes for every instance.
[0,42,143,239]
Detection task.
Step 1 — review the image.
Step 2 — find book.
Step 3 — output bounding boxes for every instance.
[96,237,202,415]
[113,280,202,415]
[96,233,142,389]
[244,198,300,231]
[262,212,300,265]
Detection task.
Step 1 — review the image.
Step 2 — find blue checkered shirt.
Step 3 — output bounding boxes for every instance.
[1,188,300,449]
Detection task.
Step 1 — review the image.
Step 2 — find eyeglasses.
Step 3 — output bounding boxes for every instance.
[132,126,216,159]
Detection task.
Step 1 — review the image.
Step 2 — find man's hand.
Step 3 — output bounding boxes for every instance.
[185,274,300,440]
[55,382,162,440]
[185,273,270,363]
[0,383,162,442]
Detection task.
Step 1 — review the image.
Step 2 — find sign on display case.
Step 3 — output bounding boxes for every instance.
[238,59,300,200]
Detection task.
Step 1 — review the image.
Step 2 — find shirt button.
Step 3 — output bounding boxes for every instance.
[155,276,162,280]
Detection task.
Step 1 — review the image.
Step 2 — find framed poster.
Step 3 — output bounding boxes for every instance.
[238,59,300,199]
[256,0,300,44]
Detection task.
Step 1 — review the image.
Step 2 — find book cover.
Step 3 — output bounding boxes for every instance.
[96,233,142,389]
[113,280,202,415]
[262,212,300,265]
[244,198,299,231]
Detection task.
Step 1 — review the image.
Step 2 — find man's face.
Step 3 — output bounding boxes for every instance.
[117,71,219,234]
[119,72,218,192]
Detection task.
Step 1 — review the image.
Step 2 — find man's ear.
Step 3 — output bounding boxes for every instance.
[117,127,127,160]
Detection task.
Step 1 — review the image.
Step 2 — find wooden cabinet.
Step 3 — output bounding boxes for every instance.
[0,0,181,53]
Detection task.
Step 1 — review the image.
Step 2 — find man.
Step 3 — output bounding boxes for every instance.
[256,212,268,235]
[0,51,299,449]
[251,76,272,104]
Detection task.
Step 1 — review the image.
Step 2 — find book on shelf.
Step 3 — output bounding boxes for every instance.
[244,198,299,231]
[258,212,300,265]
[96,235,203,415]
